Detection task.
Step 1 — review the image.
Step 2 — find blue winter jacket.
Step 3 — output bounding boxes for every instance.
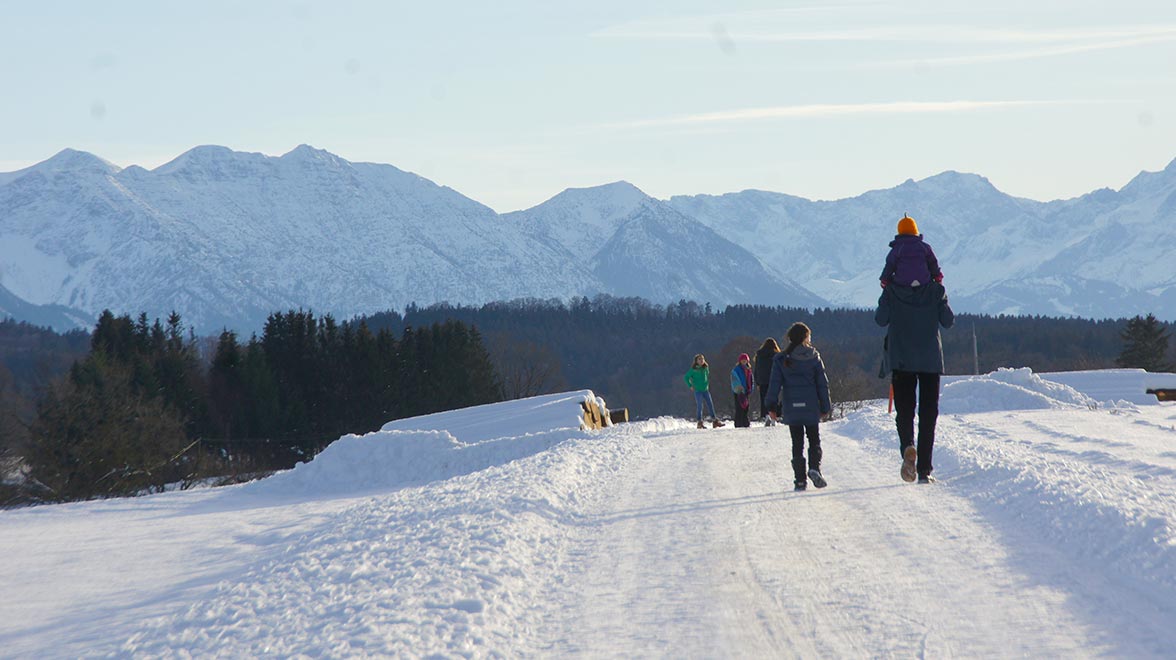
[765,345,832,425]
[730,364,752,394]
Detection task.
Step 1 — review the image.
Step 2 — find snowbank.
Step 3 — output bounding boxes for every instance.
[843,367,1176,618]
[249,391,603,496]
[940,367,1097,414]
[120,413,691,657]
[1039,368,1176,406]
[379,390,598,441]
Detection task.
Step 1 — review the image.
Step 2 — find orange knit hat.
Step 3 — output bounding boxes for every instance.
[897,214,919,235]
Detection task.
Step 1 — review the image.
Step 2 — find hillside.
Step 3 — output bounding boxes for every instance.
[2,371,1175,656]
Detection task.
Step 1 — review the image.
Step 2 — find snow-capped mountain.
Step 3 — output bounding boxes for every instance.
[504,182,822,308]
[0,147,571,331]
[3,145,1176,332]
[0,149,821,332]
[668,163,1176,320]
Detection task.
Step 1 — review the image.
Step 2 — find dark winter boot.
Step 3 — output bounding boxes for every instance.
[794,480,807,491]
[712,419,725,428]
[697,420,705,429]
[807,468,827,489]
[791,457,807,487]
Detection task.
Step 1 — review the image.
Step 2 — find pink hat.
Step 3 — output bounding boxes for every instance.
[738,353,750,362]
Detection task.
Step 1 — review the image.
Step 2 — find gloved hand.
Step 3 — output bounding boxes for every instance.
[880,279,889,289]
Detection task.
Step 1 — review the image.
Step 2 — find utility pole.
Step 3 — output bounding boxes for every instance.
[973,323,980,375]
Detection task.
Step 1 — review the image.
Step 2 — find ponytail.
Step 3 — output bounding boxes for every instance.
[782,339,803,368]
[782,322,812,368]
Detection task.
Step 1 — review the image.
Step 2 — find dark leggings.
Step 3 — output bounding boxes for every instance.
[757,384,770,418]
[733,394,751,427]
[892,371,941,477]
[788,424,821,480]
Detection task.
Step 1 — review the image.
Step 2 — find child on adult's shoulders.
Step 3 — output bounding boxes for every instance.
[880,214,942,289]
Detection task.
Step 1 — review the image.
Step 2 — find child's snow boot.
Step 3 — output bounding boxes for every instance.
[794,480,807,491]
[697,420,705,429]
[791,458,807,487]
[807,468,827,489]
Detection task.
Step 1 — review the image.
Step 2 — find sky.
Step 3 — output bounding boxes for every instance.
[3,0,1176,212]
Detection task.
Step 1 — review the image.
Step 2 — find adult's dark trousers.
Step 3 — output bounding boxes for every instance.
[788,424,821,482]
[757,384,770,418]
[733,394,751,427]
[892,370,941,477]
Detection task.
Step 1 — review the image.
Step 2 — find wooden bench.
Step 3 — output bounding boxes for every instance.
[581,400,630,429]
[1146,388,1175,402]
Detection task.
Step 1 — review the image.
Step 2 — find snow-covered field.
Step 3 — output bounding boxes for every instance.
[2,371,1175,658]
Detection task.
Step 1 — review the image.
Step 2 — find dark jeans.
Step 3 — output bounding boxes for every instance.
[892,371,941,477]
[788,424,822,481]
[733,394,751,427]
[757,384,770,418]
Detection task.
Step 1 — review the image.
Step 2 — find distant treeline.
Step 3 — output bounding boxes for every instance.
[3,295,1170,505]
[1,311,500,504]
[361,296,1156,420]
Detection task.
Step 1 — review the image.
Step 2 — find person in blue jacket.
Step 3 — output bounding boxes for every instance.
[767,322,832,491]
[730,353,754,428]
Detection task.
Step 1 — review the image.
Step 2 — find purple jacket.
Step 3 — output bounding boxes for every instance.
[881,234,941,287]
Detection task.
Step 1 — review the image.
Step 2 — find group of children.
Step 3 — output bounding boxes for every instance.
[682,214,942,491]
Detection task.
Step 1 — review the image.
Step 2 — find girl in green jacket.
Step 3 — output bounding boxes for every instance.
[685,354,724,429]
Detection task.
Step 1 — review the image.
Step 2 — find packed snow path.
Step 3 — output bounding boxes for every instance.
[3,374,1175,657]
[547,425,1112,657]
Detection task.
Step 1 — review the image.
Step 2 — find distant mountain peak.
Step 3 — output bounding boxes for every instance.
[153,145,256,175]
[33,148,120,176]
[1120,159,1176,198]
[918,170,995,190]
[281,144,343,163]
[542,180,650,207]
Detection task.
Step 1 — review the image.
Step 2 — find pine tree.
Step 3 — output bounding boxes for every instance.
[208,330,245,438]
[26,354,190,501]
[1116,314,1173,372]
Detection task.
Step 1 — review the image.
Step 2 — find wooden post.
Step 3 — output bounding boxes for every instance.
[888,384,894,414]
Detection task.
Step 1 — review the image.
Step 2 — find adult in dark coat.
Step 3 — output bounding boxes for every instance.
[753,338,781,423]
[875,280,955,483]
[766,323,832,490]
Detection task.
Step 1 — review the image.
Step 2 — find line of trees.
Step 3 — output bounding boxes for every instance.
[3,295,1172,506]
[364,296,1170,420]
[5,310,501,504]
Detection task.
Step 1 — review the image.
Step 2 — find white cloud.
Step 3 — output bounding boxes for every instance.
[594,23,1176,45]
[592,12,1176,65]
[600,100,1112,130]
[870,34,1176,67]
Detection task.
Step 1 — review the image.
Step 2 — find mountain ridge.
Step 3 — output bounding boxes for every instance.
[2,145,1175,331]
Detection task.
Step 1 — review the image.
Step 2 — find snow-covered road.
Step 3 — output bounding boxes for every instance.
[548,423,1103,657]
[2,372,1175,658]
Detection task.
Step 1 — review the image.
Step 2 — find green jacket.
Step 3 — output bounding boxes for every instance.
[684,365,710,392]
